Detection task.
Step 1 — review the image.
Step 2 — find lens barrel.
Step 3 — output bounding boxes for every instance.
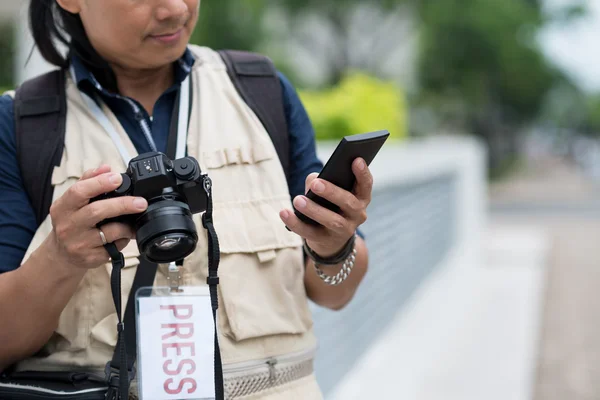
[135,198,198,263]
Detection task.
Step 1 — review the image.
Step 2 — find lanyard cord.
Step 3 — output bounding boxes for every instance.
[70,65,191,163]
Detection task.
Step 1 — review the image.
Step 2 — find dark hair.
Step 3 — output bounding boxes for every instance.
[29,0,118,91]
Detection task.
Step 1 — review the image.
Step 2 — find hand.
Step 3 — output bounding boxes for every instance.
[280,158,373,258]
[48,165,148,270]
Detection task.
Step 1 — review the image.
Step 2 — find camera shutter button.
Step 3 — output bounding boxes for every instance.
[115,174,132,195]
[174,159,196,179]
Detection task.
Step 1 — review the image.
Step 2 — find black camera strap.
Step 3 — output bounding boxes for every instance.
[102,181,223,400]
[102,73,224,400]
[201,178,225,400]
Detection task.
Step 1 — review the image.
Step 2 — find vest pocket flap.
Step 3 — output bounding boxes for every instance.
[257,249,277,263]
[203,143,272,169]
[51,161,84,186]
[213,196,302,255]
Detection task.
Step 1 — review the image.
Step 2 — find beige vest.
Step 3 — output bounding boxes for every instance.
[14,46,321,398]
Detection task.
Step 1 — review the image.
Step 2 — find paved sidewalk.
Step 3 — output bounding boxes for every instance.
[328,156,600,400]
[492,157,600,400]
[328,224,548,400]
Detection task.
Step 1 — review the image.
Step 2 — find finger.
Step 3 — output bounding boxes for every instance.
[279,208,323,242]
[352,158,373,203]
[95,222,135,247]
[114,238,131,252]
[80,165,111,181]
[292,195,351,236]
[89,238,130,265]
[304,173,319,194]
[77,196,148,228]
[309,177,364,219]
[97,239,132,263]
[58,172,125,211]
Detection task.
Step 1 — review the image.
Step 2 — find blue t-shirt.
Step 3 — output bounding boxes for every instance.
[0,49,324,272]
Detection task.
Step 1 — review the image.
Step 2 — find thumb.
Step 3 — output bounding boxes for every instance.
[304,172,319,194]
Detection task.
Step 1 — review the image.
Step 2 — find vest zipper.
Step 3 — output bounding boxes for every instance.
[121,97,157,152]
[223,346,317,376]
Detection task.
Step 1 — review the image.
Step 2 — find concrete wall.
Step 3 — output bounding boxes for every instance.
[312,135,488,397]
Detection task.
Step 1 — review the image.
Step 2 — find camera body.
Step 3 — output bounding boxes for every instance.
[92,152,211,263]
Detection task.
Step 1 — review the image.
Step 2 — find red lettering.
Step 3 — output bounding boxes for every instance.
[163,359,196,376]
[160,304,193,320]
[161,323,194,340]
[162,342,196,358]
[164,377,197,395]
[160,305,197,395]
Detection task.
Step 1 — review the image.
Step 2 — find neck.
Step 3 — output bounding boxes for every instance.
[111,63,175,116]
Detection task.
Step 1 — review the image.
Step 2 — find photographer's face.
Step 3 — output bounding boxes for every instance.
[57,0,200,70]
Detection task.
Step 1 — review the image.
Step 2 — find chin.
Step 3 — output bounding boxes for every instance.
[146,45,188,69]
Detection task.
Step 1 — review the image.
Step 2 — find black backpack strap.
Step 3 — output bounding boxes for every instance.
[14,69,67,226]
[217,50,290,183]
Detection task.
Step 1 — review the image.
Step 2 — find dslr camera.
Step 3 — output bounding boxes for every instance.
[91,152,211,263]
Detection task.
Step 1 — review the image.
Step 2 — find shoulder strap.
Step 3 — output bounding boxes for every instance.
[217,50,290,183]
[14,69,67,226]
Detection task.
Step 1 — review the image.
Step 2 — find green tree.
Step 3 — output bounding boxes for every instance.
[415,0,567,170]
[190,1,267,51]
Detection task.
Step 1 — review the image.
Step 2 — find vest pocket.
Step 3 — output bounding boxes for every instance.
[213,197,313,342]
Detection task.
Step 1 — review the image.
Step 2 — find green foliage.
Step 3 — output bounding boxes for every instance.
[582,94,600,136]
[190,1,267,51]
[273,0,404,14]
[298,72,407,141]
[417,0,554,124]
[414,0,567,171]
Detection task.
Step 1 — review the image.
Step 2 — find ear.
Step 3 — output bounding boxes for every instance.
[55,0,82,14]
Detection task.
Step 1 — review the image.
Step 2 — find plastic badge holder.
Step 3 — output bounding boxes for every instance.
[135,286,216,400]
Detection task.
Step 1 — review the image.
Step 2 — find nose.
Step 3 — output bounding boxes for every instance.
[155,0,188,22]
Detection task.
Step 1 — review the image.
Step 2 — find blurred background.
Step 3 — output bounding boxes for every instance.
[3,0,600,399]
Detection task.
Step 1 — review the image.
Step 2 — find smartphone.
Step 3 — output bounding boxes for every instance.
[294,129,390,226]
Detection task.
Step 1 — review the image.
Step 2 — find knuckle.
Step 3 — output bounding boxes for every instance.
[88,203,103,221]
[346,198,361,213]
[69,182,86,200]
[120,197,131,214]
[66,241,84,256]
[358,210,368,224]
[84,253,100,266]
[54,222,71,242]
[49,202,59,220]
[329,216,346,231]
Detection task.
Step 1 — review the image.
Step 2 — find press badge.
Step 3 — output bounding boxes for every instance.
[136,283,216,400]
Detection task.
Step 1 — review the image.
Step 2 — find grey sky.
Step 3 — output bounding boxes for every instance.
[540,0,600,92]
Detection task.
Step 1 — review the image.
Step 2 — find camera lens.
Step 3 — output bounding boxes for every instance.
[155,237,181,250]
[134,198,198,263]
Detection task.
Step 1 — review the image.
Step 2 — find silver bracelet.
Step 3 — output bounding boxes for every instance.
[314,247,358,286]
